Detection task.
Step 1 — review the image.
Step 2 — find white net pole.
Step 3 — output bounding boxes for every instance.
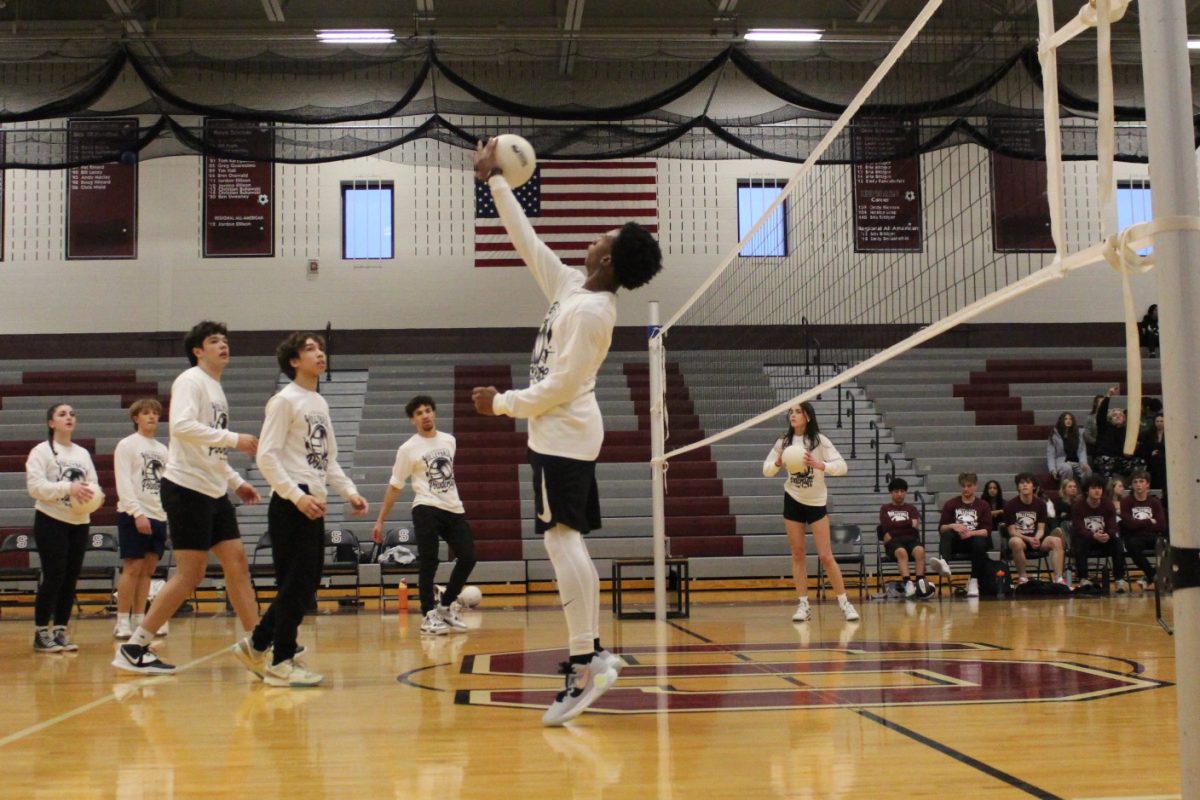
[648,300,668,621]
[1137,1,1200,795]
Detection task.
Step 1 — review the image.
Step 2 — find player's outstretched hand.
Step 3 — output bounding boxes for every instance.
[471,385,498,416]
[235,483,262,505]
[472,138,498,182]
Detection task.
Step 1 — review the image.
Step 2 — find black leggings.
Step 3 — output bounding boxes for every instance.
[1072,534,1126,581]
[32,511,89,628]
[1122,533,1160,580]
[412,505,476,614]
[251,495,324,664]
[939,531,992,579]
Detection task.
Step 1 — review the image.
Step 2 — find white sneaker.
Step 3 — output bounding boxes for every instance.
[838,596,860,622]
[420,609,450,636]
[966,578,980,598]
[1115,579,1129,594]
[596,649,627,677]
[113,619,132,640]
[791,597,811,622]
[436,604,469,632]
[155,621,169,637]
[903,580,917,598]
[929,557,952,577]
[263,659,323,688]
[542,657,620,726]
[917,578,935,599]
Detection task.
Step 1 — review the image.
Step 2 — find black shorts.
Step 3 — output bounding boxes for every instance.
[161,477,241,551]
[116,512,168,560]
[529,449,601,535]
[885,538,923,560]
[783,494,827,525]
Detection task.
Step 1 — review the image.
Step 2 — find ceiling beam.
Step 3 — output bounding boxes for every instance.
[260,0,285,23]
[559,0,584,76]
[856,0,890,24]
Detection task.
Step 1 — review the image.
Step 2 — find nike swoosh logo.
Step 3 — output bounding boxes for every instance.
[538,473,552,523]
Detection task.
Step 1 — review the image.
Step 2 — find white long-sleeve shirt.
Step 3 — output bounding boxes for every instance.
[25,440,99,525]
[163,365,245,499]
[114,432,168,521]
[389,431,465,513]
[257,381,358,504]
[486,174,616,461]
[762,434,848,507]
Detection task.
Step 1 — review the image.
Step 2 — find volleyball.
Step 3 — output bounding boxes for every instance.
[782,445,809,473]
[70,482,105,515]
[458,585,483,608]
[492,134,537,188]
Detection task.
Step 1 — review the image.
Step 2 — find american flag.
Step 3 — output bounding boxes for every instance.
[474,161,658,268]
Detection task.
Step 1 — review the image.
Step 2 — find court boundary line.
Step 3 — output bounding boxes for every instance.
[665,619,1065,799]
[0,646,230,750]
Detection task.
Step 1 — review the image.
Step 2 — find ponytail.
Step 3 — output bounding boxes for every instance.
[45,403,66,456]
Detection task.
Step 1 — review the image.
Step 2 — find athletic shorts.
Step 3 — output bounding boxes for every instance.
[783,494,827,525]
[528,449,601,535]
[884,538,922,560]
[116,512,168,560]
[160,477,241,551]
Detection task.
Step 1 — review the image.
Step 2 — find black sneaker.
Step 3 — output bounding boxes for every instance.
[112,643,176,675]
[34,629,63,653]
[53,628,79,652]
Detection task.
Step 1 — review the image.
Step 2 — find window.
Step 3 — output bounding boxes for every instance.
[342,181,394,259]
[737,179,788,257]
[1117,180,1152,257]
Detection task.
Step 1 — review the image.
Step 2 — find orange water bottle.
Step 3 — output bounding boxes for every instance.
[398,579,408,616]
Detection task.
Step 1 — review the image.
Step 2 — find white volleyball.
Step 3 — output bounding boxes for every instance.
[492,134,537,188]
[70,482,105,515]
[782,445,809,473]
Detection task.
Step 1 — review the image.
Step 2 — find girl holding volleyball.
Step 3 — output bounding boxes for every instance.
[763,401,859,623]
[25,403,101,652]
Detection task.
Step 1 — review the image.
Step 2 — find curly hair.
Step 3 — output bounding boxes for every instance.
[184,320,228,366]
[610,222,663,291]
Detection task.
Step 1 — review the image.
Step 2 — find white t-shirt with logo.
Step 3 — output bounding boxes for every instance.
[257,381,358,504]
[114,432,169,521]
[163,366,244,499]
[389,431,465,514]
[762,434,848,507]
[25,440,99,525]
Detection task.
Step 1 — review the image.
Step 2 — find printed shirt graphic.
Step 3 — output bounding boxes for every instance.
[761,435,848,507]
[1003,497,1046,537]
[390,432,464,514]
[256,382,357,504]
[939,496,993,533]
[114,432,169,521]
[879,503,920,542]
[164,366,244,498]
[1073,498,1116,539]
[485,174,617,461]
[25,440,99,525]
[1119,495,1165,536]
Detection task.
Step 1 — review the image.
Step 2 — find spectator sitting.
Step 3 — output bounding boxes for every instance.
[1071,474,1129,593]
[1140,303,1159,357]
[1004,472,1066,585]
[1046,411,1091,482]
[877,478,935,599]
[1118,469,1167,589]
[982,479,1006,534]
[1092,387,1144,481]
[937,472,993,599]
[1052,478,1081,540]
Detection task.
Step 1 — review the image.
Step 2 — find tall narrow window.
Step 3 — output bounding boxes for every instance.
[342,180,394,260]
[737,179,788,257]
[1116,179,1152,257]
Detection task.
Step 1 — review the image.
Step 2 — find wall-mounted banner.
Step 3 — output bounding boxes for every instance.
[851,118,922,253]
[203,119,274,258]
[989,118,1054,253]
[66,119,138,260]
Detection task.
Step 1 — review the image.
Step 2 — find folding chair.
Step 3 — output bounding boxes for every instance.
[374,527,418,610]
[817,523,866,599]
[249,532,275,605]
[0,532,40,607]
[76,532,119,613]
[321,528,362,605]
[874,527,931,592]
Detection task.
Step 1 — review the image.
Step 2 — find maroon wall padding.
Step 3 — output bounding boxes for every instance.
[667,536,744,557]
[22,370,139,383]
[0,439,97,456]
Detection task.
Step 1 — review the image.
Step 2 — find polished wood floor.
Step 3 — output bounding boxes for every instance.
[0,590,1182,800]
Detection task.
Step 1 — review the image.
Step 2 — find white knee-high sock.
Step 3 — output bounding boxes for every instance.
[543,524,598,656]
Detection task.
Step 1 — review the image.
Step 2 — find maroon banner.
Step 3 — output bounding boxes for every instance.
[203,120,274,258]
[66,119,138,260]
[851,118,922,253]
[989,118,1054,252]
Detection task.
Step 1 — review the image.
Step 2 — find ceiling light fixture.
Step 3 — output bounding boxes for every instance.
[744,28,823,43]
[316,29,397,44]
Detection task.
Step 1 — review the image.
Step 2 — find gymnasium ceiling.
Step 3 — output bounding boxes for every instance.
[0,0,1188,68]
